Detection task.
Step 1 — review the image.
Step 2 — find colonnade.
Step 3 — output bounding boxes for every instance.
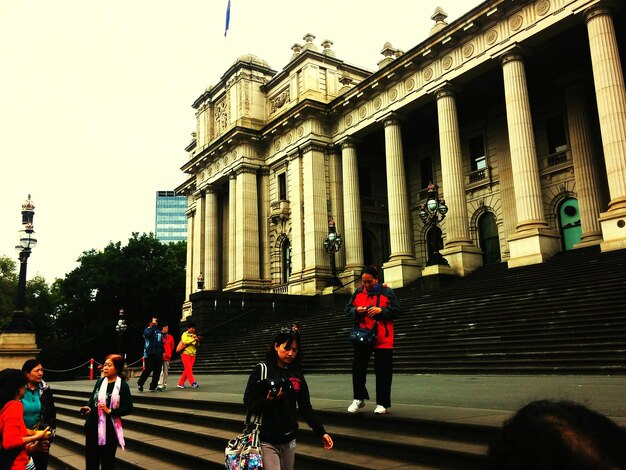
[184,3,626,298]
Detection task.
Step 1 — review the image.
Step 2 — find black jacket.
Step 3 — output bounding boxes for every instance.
[243,362,326,445]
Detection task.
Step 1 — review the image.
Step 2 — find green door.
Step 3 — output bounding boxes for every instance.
[478,212,501,265]
[559,198,582,251]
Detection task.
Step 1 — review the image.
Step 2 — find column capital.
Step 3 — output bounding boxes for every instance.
[583,2,614,23]
[379,111,404,127]
[193,189,204,200]
[235,164,259,176]
[498,44,531,66]
[299,140,328,154]
[203,184,219,194]
[287,148,302,161]
[185,207,196,218]
[338,136,360,150]
[555,71,589,90]
[431,81,460,100]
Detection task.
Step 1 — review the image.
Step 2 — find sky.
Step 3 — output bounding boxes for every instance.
[0,0,476,282]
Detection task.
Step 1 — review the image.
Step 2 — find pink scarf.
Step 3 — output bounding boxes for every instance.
[97,376,125,449]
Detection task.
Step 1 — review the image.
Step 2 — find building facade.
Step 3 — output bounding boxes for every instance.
[155,190,188,243]
[177,0,626,319]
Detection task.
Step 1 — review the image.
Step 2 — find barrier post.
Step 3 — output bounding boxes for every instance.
[142,357,145,371]
[89,358,94,380]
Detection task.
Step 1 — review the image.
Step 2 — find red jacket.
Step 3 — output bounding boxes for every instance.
[345,283,401,349]
[162,333,175,361]
[0,400,29,470]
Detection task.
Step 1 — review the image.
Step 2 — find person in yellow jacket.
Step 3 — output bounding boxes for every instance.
[176,323,202,389]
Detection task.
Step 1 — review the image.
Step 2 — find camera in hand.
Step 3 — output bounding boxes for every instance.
[264,377,290,398]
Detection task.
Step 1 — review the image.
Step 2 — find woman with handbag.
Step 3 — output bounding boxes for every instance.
[21,360,57,470]
[345,265,401,415]
[0,368,51,470]
[79,354,133,470]
[243,327,333,470]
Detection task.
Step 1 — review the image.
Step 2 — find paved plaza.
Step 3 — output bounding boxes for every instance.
[54,373,626,428]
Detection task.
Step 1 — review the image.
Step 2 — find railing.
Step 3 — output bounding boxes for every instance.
[465,166,492,190]
[540,149,572,176]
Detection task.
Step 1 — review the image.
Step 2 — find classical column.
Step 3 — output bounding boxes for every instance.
[192,189,205,289]
[259,170,271,282]
[287,150,305,290]
[184,206,195,301]
[435,85,483,275]
[340,138,364,271]
[328,145,346,270]
[234,166,261,288]
[501,49,560,267]
[584,4,626,251]
[301,142,330,291]
[561,79,603,247]
[204,186,220,290]
[381,114,421,287]
[227,174,237,286]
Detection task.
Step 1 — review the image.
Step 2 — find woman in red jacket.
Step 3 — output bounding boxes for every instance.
[0,368,50,470]
[345,265,401,415]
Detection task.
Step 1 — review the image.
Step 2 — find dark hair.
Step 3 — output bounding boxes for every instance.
[486,400,626,470]
[187,322,196,329]
[22,358,41,374]
[106,354,125,376]
[0,368,27,409]
[161,322,169,328]
[361,265,379,279]
[264,328,302,368]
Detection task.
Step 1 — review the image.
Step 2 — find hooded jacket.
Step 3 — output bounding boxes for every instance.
[243,362,326,445]
[345,283,401,349]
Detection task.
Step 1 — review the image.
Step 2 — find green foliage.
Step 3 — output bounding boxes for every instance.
[0,256,18,328]
[41,234,186,376]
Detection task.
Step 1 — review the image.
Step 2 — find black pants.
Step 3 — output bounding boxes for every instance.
[32,452,49,470]
[85,419,118,470]
[352,347,393,408]
[137,355,163,390]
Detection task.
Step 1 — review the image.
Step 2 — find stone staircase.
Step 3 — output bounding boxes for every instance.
[48,388,496,470]
[171,246,626,375]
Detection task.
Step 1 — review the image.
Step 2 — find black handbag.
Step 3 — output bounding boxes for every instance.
[349,321,378,348]
[348,292,381,349]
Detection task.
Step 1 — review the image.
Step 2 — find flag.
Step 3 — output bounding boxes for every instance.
[224,0,231,37]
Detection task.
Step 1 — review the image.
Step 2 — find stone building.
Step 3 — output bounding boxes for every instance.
[176,0,626,319]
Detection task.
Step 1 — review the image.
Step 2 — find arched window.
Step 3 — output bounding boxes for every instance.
[281,238,291,284]
[558,198,581,251]
[478,212,501,265]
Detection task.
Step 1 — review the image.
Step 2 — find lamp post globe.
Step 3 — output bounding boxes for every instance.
[323,218,343,287]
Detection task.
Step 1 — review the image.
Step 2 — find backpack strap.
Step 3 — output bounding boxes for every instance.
[246,362,267,426]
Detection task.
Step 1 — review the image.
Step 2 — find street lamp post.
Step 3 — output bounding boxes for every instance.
[419,183,449,266]
[115,308,127,360]
[323,218,343,287]
[6,195,38,332]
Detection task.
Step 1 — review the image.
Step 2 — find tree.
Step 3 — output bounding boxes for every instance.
[46,234,186,376]
[0,256,18,329]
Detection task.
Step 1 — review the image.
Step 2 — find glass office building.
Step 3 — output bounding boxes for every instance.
[155,191,187,243]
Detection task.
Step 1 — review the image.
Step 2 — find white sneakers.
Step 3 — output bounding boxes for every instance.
[347,399,365,413]
[348,400,390,414]
[374,405,390,415]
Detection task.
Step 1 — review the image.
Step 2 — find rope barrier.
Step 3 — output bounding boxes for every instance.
[42,356,144,378]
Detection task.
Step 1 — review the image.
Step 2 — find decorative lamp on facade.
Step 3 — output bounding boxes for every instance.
[323,218,343,287]
[197,273,205,291]
[419,183,450,266]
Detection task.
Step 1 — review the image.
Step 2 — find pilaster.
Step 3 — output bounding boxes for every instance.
[328,145,346,271]
[227,174,237,288]
[192,189,205,290]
